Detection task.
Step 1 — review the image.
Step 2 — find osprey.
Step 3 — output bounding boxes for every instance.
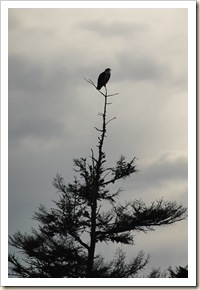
[97,68,111,90]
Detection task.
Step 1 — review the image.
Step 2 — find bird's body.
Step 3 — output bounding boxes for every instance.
[97,68,111,90]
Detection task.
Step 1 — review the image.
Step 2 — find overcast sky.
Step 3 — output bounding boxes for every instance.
[8,7,188,276]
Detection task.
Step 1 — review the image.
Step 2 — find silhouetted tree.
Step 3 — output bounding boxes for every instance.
[168,265,188,278]
[145,265,188,278]
[146,267,168,278]
[9,81,187,278]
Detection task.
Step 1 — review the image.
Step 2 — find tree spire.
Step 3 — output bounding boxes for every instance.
[9,78,187,278]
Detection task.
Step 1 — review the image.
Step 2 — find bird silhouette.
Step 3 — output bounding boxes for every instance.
[97,68,111,90]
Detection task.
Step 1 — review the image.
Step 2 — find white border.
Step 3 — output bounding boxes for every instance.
[1,0,196,287]
[187,0,197,285]
[0,1,196,9]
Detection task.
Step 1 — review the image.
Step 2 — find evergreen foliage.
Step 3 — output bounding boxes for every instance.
[9,82,187,278]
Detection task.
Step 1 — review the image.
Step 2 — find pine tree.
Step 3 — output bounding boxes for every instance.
[9,81,187,278]
[145,265,188,278]
[168,265,188,278]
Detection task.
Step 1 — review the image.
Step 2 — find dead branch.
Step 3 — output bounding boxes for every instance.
[84,77,119,98]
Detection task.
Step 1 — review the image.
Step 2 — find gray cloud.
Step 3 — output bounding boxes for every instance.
[114,53,171,83]
[80,19,147,38]
[141,151,188,185]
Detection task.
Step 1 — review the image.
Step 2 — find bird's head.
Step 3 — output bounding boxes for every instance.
[105,68,111,73]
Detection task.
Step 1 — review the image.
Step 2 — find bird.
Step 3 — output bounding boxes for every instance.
[96,68,111,90]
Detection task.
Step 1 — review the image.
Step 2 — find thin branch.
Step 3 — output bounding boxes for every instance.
[69,231,90,250]
[105,85,107,96]
[103,170,112,179]
[107,93,119,97]
[84,78,96,88]
[102,178,116,186]
[85,77,106,97]
[106,117,116,125]
[94,127,103,132]
[84,77,119,98]
[90,149,97,167]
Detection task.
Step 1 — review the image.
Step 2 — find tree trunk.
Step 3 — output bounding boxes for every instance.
[86,93,108,277]
[86,198,97,277]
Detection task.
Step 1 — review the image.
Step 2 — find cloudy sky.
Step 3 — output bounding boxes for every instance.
[8,6,188,277]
